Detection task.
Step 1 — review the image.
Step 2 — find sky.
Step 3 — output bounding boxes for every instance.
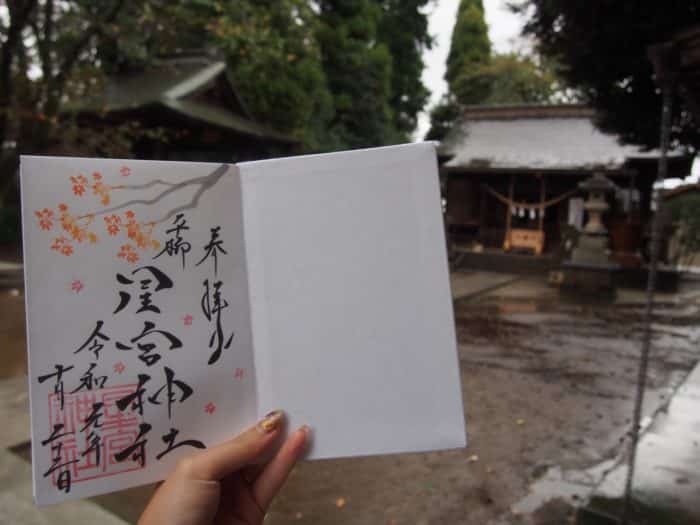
[416,0,528,139]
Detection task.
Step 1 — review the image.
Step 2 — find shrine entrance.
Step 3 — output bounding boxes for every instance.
[483,174,577,256]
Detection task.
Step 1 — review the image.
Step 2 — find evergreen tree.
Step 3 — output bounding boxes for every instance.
[317,0,394,149]
[515,0,700,149]
[445,0,491,99]
[427,0,491,141]
[98,0,334,151]
[377,0,433,141]
[211,0,333,151]
[425,95,461,142]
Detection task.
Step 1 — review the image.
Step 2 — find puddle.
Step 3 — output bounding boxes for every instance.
[512,459,618,515]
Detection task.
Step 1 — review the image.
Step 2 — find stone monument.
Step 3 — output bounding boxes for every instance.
[562,173,620,294]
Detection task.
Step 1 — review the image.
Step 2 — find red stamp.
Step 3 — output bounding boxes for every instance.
[47,384,144,485]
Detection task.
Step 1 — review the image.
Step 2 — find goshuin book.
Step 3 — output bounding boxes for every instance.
[21,142,466,504]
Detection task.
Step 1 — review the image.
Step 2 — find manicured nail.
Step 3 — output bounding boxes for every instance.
[257,410,284,433]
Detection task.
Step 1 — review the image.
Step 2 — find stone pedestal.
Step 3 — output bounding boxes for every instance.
[570,235,610,266]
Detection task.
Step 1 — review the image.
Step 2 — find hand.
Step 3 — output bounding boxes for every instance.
[138,410,309,525]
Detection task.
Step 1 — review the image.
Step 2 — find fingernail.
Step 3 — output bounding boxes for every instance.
[257,410,284,433]
[299,425,312,437]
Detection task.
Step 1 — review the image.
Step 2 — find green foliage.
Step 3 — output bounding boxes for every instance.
[425,96,461,142]
[0,208,20,246]
[377,0,433,141]
[428,0,565,141]
[428,0,491,141]
[667,193,700,256]
[445,0,491,96]
[210,0,334,151]
[2,0,434,201]
[317,0,395,149]
[514,0,700,150]
[455,53,557,105]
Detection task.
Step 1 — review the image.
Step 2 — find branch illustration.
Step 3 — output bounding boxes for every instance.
[36,163,235,264]
[78,164,232,224]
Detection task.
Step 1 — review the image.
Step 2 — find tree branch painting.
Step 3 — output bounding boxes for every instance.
[34,163,232,264]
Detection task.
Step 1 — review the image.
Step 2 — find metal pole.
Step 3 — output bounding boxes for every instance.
[620,84,673,525]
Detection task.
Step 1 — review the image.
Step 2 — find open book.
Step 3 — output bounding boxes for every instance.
[21,142,466,505]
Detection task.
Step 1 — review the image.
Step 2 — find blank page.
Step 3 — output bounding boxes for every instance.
[240,143,466,458]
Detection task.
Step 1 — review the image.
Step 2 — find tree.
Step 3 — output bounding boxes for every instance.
[425,95,461,142]
[95,0,334,151]
[1,0,130,204]
[513,1,700,150]
[377,0,433,141]
[426,0,491,141]
[445,0,491,98]
[210,1,334,151]
[317,0,394,149]
[455,52,558,105]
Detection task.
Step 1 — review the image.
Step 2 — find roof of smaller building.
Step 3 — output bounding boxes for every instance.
[65,56,296,144]
[442,104,688,172]
[662,183,700,200]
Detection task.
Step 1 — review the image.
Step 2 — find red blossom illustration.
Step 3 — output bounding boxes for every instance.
[35,208,54,230]
[38,166,226,260]
[104,214,122,236]
[117,244,139,264]
[113,362,126,374]
[70,175,88,196]
[51,236,74,256]
[183,314,193,326]
[204,402,216,415]
[71,279,84,293]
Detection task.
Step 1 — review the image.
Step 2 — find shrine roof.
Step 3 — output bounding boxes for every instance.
[441,104,689,173]
[64,56,297,144]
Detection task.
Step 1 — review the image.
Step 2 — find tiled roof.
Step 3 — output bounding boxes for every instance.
[64,57,296,144]
[442,105,686,171]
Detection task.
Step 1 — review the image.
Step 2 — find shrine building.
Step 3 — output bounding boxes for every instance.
[63,54,299,163]
[439,104,693,267]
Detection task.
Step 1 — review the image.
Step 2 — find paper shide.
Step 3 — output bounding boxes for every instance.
[21,143,467,505]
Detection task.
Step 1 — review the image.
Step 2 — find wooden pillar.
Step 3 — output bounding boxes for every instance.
[479,179,487,241]
[538,174,546,232]
[537,174,546,255]
[504,174,514,251]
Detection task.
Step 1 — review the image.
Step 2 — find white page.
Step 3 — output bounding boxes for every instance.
[240,143,467,458]
[21,157,257,504]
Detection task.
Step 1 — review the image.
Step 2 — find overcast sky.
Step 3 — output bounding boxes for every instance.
[415,0,528,139]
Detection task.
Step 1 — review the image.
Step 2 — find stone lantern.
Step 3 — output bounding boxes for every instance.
[567,173,618,266]
[562,173,619,294]
[579,173,617,235]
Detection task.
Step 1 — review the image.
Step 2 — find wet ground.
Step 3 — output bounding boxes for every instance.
[266,277,700,525]
[2,272,700,524]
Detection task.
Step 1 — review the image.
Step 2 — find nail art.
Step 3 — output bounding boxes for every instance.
[258,410,284,433]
